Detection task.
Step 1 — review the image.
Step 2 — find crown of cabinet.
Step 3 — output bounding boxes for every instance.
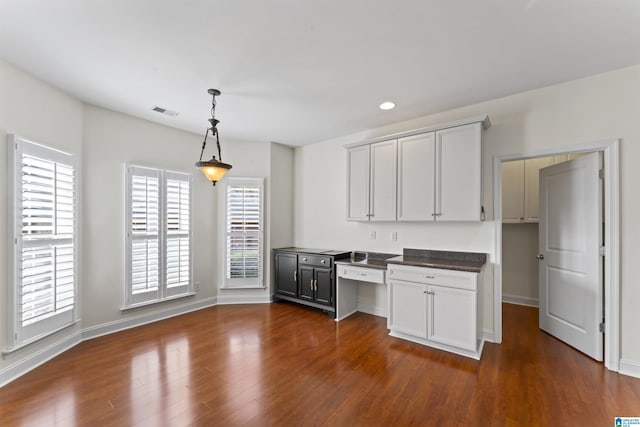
[346,116,489,222]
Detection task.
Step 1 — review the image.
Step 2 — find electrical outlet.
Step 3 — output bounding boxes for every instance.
[391,231,397,241]
[195,281,201,291]
[370,231,376,240]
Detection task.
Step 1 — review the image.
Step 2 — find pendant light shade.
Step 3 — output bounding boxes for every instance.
[196,89,232,186]
[196,158,232,183]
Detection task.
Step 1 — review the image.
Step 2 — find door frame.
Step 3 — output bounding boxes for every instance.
[492,139,619,371]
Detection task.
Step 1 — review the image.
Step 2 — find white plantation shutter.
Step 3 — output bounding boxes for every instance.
[165,172,191,296]
[125,166,192,306]
[8,136,77,349]
[225,178,263,288]
[127,167,161,304]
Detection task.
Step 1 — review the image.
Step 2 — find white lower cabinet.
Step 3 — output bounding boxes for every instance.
[387,264,483,359]
[388,279,428,338]
[427,284,476,351]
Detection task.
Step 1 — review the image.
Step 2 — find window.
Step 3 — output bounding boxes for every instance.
[7,135,77,349]
[224,178,264,288]
[125,165,192,306]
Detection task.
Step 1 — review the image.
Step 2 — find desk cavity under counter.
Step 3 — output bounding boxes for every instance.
[335,252,398,321]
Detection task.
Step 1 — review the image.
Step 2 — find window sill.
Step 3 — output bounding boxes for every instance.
[220,286,265,290]
[121,292,196,312]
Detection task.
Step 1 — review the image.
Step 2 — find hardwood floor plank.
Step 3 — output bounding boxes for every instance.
[1,302,639,426]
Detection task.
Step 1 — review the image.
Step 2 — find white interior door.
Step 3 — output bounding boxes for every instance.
[538,152,603,361]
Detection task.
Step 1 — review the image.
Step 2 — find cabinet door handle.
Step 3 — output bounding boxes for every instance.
[424,275,435,279]
[314,279,317,291]
[360,273,367,276]
[310,279,314,290]
[321,259,326,264]
[426,290,434,295]
[294,271,297,281]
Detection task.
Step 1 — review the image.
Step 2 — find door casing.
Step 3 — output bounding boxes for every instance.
[492,139,619,372]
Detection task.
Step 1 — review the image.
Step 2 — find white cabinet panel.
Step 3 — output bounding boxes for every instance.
[370,140,397,221]
[436,123,482,221]
[388,280,427,339]
[346,145,370,221]
[524,157,554,222]
[397,133,435,221]
[428,284,476,351]
[502,160,525,222]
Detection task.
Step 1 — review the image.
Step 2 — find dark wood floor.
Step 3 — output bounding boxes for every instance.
[1,302,639,426]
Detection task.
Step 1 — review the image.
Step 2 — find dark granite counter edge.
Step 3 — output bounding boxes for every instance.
[385,257,485,273]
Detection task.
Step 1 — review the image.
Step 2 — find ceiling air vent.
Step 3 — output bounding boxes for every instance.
[152,106,179,117]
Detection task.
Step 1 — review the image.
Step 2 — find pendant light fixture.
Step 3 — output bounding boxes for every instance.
[195,88,232,186]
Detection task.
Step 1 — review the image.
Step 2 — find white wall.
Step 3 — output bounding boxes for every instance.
[214,140,294,303]
[269,143,295,286]
[0,61,293,384]
[294,65,640,365]
[81,104,217,328]
[0,60,84,372]
[502,224,539,306]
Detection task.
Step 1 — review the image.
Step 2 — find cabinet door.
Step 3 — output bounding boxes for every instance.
[427,285,476,351]
[388,280,427,339]
[501,160,525,222]
[346,145,370,221]
[397,133,436,221]
[275,253,297,297]
[435,123,482,221]
[370,140,397,221]
[298,266,315,301]
[314,268,333,306]
[524,157,554,222]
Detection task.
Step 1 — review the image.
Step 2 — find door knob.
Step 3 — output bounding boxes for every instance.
[536,254,544,260]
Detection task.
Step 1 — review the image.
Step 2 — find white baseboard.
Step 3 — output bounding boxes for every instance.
[619,359,640,379]
[502,294,539,307]
[216,294,271,305]
[83,297,218,341]
[0,332,82,388]
[482,328,497,344]
[357,303,387,318]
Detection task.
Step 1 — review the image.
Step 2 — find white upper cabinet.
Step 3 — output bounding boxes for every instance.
[370,140,397,221]
[346,141,396,221]
[502,160,525,222]
[502,155,586,223]
[436,122,483,221]
[346,116,489,222]
[397,133,435,221]
[346,145,370,221]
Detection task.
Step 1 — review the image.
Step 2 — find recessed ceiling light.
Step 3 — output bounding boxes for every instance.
[379,101,395,110]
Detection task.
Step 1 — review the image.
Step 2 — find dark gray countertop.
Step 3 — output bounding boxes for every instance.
[278,248,488,273]
[386,248,487,273]
[274,247,351,257]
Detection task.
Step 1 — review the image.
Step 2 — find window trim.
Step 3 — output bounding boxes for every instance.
[222,177,265,289]
[7,134,78,351]
[124,164,193,308]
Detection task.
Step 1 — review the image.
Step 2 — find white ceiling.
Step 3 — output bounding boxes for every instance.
[1,0,639,146]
